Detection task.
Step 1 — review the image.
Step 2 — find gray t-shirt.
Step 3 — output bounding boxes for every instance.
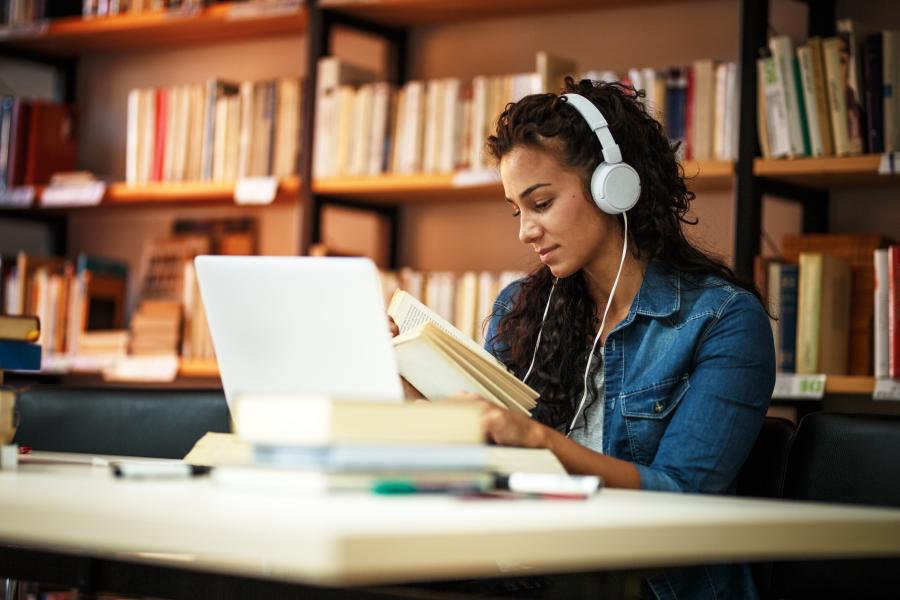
[567,350,605,453]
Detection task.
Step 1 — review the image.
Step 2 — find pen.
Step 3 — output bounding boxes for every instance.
[372,479,487,495]
[111,461,212,480]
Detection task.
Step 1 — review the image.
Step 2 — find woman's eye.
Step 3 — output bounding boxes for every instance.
[534,200,552,211]
[511,208,521,217]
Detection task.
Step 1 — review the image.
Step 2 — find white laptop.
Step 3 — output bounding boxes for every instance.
[194,256,404,408]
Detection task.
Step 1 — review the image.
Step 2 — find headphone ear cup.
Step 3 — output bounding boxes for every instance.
[591,162,641,214]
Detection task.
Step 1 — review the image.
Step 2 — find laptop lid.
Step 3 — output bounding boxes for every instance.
[194,255,403,408]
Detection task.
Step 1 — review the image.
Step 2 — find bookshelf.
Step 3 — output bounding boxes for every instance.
[312,161,734,203]
[318,0,635,25]
[0,2,308,55]
[755,155,900,189]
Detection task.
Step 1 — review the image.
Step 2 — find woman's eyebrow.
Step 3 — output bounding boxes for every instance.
[506,182,551,202]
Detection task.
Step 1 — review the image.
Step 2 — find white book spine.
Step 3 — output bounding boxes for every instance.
[469,76,488,171]
[440,79,460,173]
[368,83,390,176]
[875,249,890,379]
[770,36,806,157]
[760,57,792,158]
[126,88,140,185]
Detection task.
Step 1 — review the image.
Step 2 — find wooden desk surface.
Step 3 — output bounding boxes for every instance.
[2,461,900,587]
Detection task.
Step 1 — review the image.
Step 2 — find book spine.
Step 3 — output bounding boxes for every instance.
[875,249,890,379]
[791,56,812,156]
[770,36,806,157]
[863,34,885,154]
[808,37,835,156]
[884,31,900,153]
[797,47,823,156]
[890,246,900,379]
[779,264,799,373]
[0,339,42,371]
[796,253,822,374]
[823,37,851,156]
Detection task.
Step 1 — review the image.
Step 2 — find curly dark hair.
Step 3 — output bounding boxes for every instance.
[485,77,763,431]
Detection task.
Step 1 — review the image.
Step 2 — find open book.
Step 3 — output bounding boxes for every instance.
[388,290,538,416]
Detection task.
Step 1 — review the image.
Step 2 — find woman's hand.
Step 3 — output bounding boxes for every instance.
[450,392,548,448]
[387,316,399,337]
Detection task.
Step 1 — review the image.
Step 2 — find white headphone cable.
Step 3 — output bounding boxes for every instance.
[567,211,629,436]
[522,276,558,384]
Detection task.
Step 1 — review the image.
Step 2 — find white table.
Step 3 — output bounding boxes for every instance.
[2,460,900,589]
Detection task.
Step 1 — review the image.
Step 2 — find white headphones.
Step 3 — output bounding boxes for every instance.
[561,93,641,215]
[522,93,637,439]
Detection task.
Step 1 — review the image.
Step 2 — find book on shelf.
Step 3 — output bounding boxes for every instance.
[874,248,890,379]
[759,22,900,159]
[0,315,39,342]
[388,289,538,416]
[889,246,900,379]
[863,33,885,154]
[796,253,852,375]
[0,339,41,371]
[782,233,884,376]
[233,395,485,448]
[126,77,303,185]
[0,98,76,196]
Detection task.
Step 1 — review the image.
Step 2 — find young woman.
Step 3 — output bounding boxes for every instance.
[474,78,775,599]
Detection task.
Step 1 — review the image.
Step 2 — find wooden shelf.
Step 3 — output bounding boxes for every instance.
[825,376,875,396]
[754,154,900,188]
[0,177,301,210]
[319,0,675,25]
[105,176,301,206]
[179,358,220,379]
[314,161,732,203]
[0,2,307,56]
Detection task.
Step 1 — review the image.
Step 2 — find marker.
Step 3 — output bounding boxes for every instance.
[111,461,211,479]
[494,473,602,497]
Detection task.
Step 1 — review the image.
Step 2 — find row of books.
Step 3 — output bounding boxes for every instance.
[83,0,207,18]
[0,253,128,360]
[379,268,525,345]
[760,234,899,379]
[757,22,897,159]
[0,98,76,192]
[125,77,304,185]
[311,54,740,181]
[0,0,80,27]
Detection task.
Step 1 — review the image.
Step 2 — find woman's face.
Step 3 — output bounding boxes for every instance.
[500,145,617,279]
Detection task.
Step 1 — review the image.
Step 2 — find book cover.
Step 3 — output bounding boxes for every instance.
[0,339,41,371]
[23,101,76,185]
[233,396,484,447]
[0,315,40,342]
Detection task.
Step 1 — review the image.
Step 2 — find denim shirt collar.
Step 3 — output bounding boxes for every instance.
[617,261,680,331]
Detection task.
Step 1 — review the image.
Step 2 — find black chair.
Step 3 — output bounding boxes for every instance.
[737,416,795,499]
[12,385,231,459]
[770,412,900,600]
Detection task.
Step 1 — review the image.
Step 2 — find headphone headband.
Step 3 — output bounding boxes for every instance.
[561,93,623,164]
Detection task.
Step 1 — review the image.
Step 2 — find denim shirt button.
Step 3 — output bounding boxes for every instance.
[654,401,664,414]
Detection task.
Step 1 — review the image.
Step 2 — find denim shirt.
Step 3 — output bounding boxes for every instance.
[484,261,776,599]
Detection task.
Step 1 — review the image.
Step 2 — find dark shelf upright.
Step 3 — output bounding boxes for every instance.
[300,1,407,269]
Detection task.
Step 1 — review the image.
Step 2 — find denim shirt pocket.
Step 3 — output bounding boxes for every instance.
[619,375,690,465]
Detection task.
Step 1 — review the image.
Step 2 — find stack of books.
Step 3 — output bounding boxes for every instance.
[129,300,181,356]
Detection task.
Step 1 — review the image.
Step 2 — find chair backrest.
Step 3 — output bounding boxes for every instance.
[12,385,231,459]
[736,416,795,499]
[771,412,900,600]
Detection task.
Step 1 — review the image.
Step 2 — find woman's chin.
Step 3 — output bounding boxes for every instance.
[547,263,575,279]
